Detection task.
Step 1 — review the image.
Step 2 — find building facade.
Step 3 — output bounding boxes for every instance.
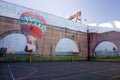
[1,1,120,58]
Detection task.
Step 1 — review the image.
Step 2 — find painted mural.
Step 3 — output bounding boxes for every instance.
[20,12,46,51]
[20,12,46,44]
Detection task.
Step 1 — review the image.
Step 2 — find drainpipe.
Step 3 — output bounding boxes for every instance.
[87,26,90,61]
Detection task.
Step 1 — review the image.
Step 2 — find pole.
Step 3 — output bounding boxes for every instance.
[87,27,90,61]
[29,53,32,63]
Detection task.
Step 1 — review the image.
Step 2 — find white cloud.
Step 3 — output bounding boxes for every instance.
[114,21,120,28]
[98,23,113,28]
[88,23,97,26]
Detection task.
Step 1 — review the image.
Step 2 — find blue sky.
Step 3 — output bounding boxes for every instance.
[95,41,118,51]
[2,0,120,24]
[0,34,27,52]
[55,38,78,52]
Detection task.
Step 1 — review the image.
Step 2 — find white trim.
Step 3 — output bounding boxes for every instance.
[8,64,15,80]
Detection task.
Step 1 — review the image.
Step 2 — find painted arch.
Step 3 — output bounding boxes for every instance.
[94,41,119,57]
[55,38,79,55]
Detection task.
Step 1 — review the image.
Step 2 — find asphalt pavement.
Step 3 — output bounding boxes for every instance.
[1,61,120,80]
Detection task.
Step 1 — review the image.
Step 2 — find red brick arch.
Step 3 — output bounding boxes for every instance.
[89,31,120,57]
[93,40,119,56]
[54,37,80,54]
[0,30,20,40]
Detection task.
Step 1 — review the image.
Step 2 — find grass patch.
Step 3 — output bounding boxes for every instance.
[0,54,30,62]
[90,55,120,62]
[0,54,87,62]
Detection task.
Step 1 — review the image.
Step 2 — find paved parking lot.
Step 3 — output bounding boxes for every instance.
[1,61,120,80]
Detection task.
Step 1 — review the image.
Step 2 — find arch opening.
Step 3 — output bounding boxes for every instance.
[55,38,79,55]
[0,34,36,54]
[94,41,118,57]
